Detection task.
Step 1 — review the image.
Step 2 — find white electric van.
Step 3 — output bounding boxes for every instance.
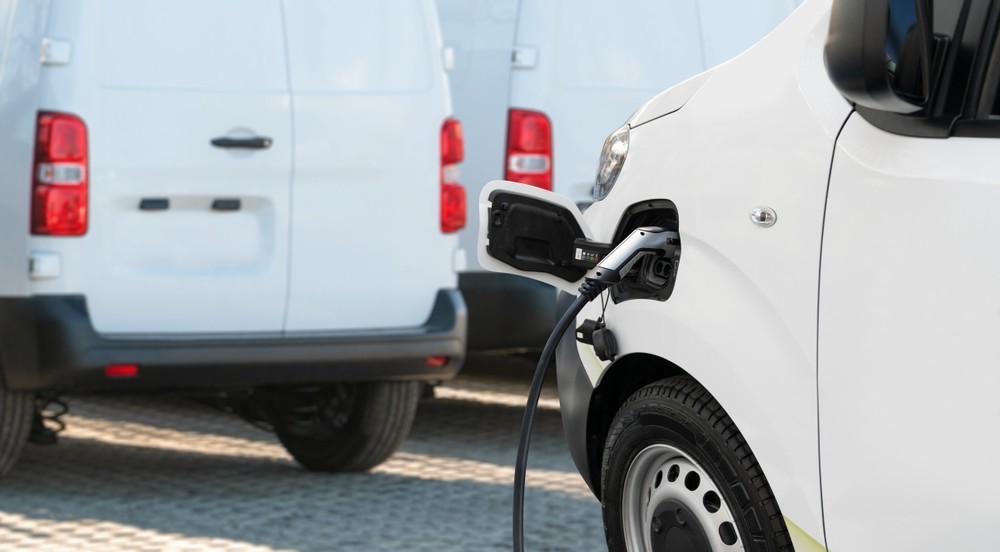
[437,0,801,352]
[480,0,1000,549]
[0,0,466,476]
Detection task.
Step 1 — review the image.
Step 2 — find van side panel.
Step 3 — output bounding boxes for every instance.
[0,0,47,297]
[577,0,848,544]
[283,0,455,332]
[820,116,1000,551]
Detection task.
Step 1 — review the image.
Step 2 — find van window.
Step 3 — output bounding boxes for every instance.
[98,0,287,92]
[555,0,703,92]
[282,0,433,93]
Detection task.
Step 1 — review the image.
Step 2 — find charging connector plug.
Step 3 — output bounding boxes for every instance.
[587,226,679,285]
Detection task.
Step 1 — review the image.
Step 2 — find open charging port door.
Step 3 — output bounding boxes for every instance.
[478,181,609,296]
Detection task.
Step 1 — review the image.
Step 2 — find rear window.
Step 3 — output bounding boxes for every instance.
[283,0,434,93]
[98,0,287,92]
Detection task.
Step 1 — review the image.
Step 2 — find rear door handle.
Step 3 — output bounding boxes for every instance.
[211,136,272,149]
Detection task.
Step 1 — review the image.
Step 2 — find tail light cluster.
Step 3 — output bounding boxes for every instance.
[32,112,88,236]
[440,118,466,233]
[505,108,552,190]
[32,114,468,236]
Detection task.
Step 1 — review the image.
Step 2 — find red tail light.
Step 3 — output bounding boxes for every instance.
[441,118,466,233]
[32,112,88,236]
[505,109,552,190]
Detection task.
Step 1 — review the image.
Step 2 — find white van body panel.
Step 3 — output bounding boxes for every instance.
[446,0,801,275]
[25,0,455,335]
[820,117,1000,550]
[282,0,455,332]
[0,0,47,297]
[569,0,846,544]
[30,0,293,334]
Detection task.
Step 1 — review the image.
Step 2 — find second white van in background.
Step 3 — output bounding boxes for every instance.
[438,0,801,351]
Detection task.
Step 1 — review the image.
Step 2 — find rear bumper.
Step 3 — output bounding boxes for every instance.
[0,290,466,392]
[459,272,558,352]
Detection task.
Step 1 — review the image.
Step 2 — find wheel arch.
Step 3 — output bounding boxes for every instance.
[585,352,688,497]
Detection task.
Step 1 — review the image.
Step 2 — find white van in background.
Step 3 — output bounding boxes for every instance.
[437,0,801,351]
[0,0,465,476]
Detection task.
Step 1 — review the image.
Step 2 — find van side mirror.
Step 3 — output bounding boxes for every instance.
[825,0,946,114]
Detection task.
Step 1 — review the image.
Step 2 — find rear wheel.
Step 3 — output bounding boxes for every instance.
[601,377,792,552]
[270,381,421,472]
[0,379,34,477]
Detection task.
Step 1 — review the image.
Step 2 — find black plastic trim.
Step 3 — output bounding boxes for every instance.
[828,0,1000,138]
[825,0,925,113]
[139,198,169,211]
[0,290,466,392]
[212,198,241,211]
[459,272,557,352]
[555,291,598,496]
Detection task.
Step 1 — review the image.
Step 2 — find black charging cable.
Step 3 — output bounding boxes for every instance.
[510,225,679,551]
[512,279,607,552]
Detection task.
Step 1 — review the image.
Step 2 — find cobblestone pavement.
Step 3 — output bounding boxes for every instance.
[0,356,606,551]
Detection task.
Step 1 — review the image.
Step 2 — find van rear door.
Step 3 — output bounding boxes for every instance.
[32,0,292,334]
[282,0,454,332]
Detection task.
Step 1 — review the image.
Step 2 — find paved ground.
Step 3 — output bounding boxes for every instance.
[0,356,606,551]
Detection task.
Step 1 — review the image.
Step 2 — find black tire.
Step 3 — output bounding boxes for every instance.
[271,381,421,472]
[0,379,34,477]
[601,377,792,552]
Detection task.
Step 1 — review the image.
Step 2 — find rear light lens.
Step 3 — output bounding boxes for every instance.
[440,118,466,233]
[505,109,552,190]
[32,112,88,235]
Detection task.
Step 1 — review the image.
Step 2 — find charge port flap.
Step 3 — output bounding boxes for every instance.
[478,181,594,295]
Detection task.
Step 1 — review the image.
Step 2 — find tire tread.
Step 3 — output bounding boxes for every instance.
[0,379,33,477]
[600,377,795,552]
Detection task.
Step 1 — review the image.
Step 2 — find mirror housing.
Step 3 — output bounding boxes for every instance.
[825,0,939,114]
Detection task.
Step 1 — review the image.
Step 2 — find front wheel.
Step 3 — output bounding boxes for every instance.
[269,381,421,472]
[601,377,793,552]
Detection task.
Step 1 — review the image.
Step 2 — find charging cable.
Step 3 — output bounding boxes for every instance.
[512,226,678,551]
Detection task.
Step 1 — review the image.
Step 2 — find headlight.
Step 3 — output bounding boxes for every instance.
[592,124,630,201]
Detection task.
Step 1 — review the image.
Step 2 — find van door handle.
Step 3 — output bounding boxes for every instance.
[211,136,272,149]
